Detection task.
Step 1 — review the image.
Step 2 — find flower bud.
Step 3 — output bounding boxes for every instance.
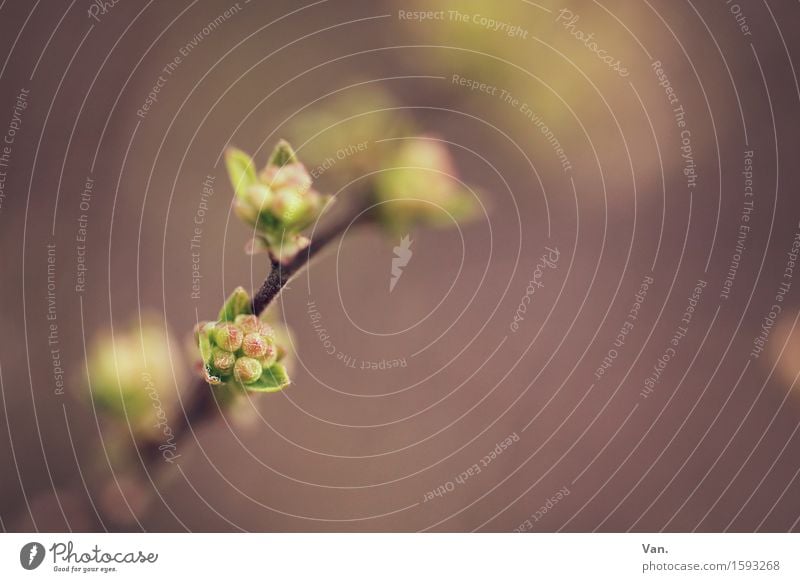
[261,163,312,194]
[225,140,330,262]
[245,184,273,215]
[242,332,269,358]
[258,321,275,338]
[272,188,310,228]
[257,340,278,368]
[234,356,262,384]
[211,348,236,373]
[235,314,261,335]
[213,323,243,352]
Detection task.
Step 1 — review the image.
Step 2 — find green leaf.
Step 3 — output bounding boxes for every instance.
[243,363,290,393]
[225,147,257,199]
[218,286,252,322]
[198,327,213,365]
[268,139,298,167]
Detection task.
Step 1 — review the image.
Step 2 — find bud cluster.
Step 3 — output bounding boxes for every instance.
[196,287,290,393]
[200,315,279,383]
[225,140,330,263]
[374,138,478,233]
[85,315,186,439]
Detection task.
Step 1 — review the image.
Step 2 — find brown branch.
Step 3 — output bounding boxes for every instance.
[251,209,374,315]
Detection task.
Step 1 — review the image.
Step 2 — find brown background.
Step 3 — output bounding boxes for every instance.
[1,0,799,531]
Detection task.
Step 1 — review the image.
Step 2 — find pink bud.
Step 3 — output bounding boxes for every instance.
[242,333,268,358]
[234,357,262,384]
[214,323,243,352]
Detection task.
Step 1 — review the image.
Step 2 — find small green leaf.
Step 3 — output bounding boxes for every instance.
[218,286,252,322]
[268,139,298,167]
[243,363,290,393]
[198,327,213,365]
[225,147,257,199]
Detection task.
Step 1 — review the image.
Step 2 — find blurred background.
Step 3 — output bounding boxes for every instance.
[1,0,800,532]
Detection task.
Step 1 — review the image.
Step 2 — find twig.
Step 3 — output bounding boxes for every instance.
[251,208,374,315]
